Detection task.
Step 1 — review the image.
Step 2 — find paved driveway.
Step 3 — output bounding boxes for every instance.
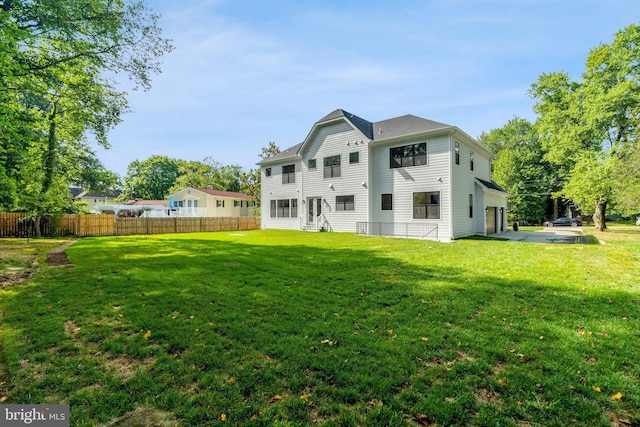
[493,228,587,244]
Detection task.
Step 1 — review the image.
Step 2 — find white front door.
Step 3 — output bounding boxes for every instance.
[307,197,322,226]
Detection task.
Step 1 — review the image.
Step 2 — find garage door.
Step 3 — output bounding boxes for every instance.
[486,207,496,234]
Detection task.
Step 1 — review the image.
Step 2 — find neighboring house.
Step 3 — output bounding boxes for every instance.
[71,187,121,211]
[94,199,170,217]
[168,187,256,217]
[258,109,508,242]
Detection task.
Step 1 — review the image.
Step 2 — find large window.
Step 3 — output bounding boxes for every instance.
[324,155,341,178]
[381,194,393,210]
[270,199,298,218]
[390,142,427,168]
[277,199,290,217]
[413,191,440,219]
[336,195,354,211]
[282,164,295,184]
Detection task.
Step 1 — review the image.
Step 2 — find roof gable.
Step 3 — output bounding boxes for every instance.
[317,109,373,140]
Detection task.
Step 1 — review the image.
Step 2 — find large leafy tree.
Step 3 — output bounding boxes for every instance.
[170,157,242,193]
[478,117,554,224]
[120,156,182,201]
[0,0,172,230]
[530,23,640,230]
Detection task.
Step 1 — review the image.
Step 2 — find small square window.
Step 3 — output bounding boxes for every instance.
[265,167,272,177]
[308,159,316,169]
[349,152,359,164]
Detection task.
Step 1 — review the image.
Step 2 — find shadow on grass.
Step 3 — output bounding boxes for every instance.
[1,232,639,426]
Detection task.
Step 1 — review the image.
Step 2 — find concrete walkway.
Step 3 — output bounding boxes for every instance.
[493,228,587,244]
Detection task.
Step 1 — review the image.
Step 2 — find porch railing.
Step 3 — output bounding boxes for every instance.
[356,222,438,241]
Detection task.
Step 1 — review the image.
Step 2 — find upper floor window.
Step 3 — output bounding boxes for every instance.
[349,151,360,164]
[282,164,295,184]
[308,159,317,169]
[413,191,440,219]
[454,142,460,165]
[265,167,272,177]
[470,151,474,171]
[324,155,341,178]
[390,142,427,168]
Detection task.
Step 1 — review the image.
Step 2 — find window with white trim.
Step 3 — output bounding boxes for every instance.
[324,155,341,178]
[336,195,355,211]
[282,164,295,184]
[413,191,440,219]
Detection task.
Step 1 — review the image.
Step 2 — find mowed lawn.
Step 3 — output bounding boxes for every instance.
[0,228,639,426]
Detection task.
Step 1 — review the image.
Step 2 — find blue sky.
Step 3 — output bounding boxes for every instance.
[100,0,640,176]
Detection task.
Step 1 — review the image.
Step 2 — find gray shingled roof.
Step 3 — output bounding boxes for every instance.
[261,142,303,163]
[372,115,452,141]
[476,178,508,193]
[259,110,458,164]
[318,109,374,140]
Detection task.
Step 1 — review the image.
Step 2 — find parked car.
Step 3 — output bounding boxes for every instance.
[543,217,582,227]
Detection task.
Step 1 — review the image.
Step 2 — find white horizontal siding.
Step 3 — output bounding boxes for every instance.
[261,160,302,230]
[300,121,370,232]
[370,135,450,240]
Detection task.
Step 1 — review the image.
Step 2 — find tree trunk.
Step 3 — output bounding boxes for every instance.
[35,103,58,237]
[592,201,607,231]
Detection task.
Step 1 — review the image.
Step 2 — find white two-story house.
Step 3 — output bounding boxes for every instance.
[259,109,508,242]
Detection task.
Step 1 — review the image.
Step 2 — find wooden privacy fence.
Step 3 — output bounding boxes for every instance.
[0,213,260,238]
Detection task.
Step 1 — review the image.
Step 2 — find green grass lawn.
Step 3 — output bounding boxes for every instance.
[0,229,639,426]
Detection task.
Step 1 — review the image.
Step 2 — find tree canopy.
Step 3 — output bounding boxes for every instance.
[479,117,554,224]
[0,0,172,227]
[119,156,243,201]
[529,23,640,230]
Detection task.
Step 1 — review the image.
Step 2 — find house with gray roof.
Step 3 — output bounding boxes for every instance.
[258,109,508,241]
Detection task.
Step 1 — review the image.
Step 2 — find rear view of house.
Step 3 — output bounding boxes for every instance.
[259,109,508,242]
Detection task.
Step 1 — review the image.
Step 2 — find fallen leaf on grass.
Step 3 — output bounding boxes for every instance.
[271,394,287,401]
[592,386,602,392]
[228,376,235,384]
[219,414,227,421]
[610,392,623,400]
[300,393,309,402]
[143,330,151,340]
[0,396,8,403]
[498,379,507,386]
[415,413,430,425]
[421,337,428,341]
